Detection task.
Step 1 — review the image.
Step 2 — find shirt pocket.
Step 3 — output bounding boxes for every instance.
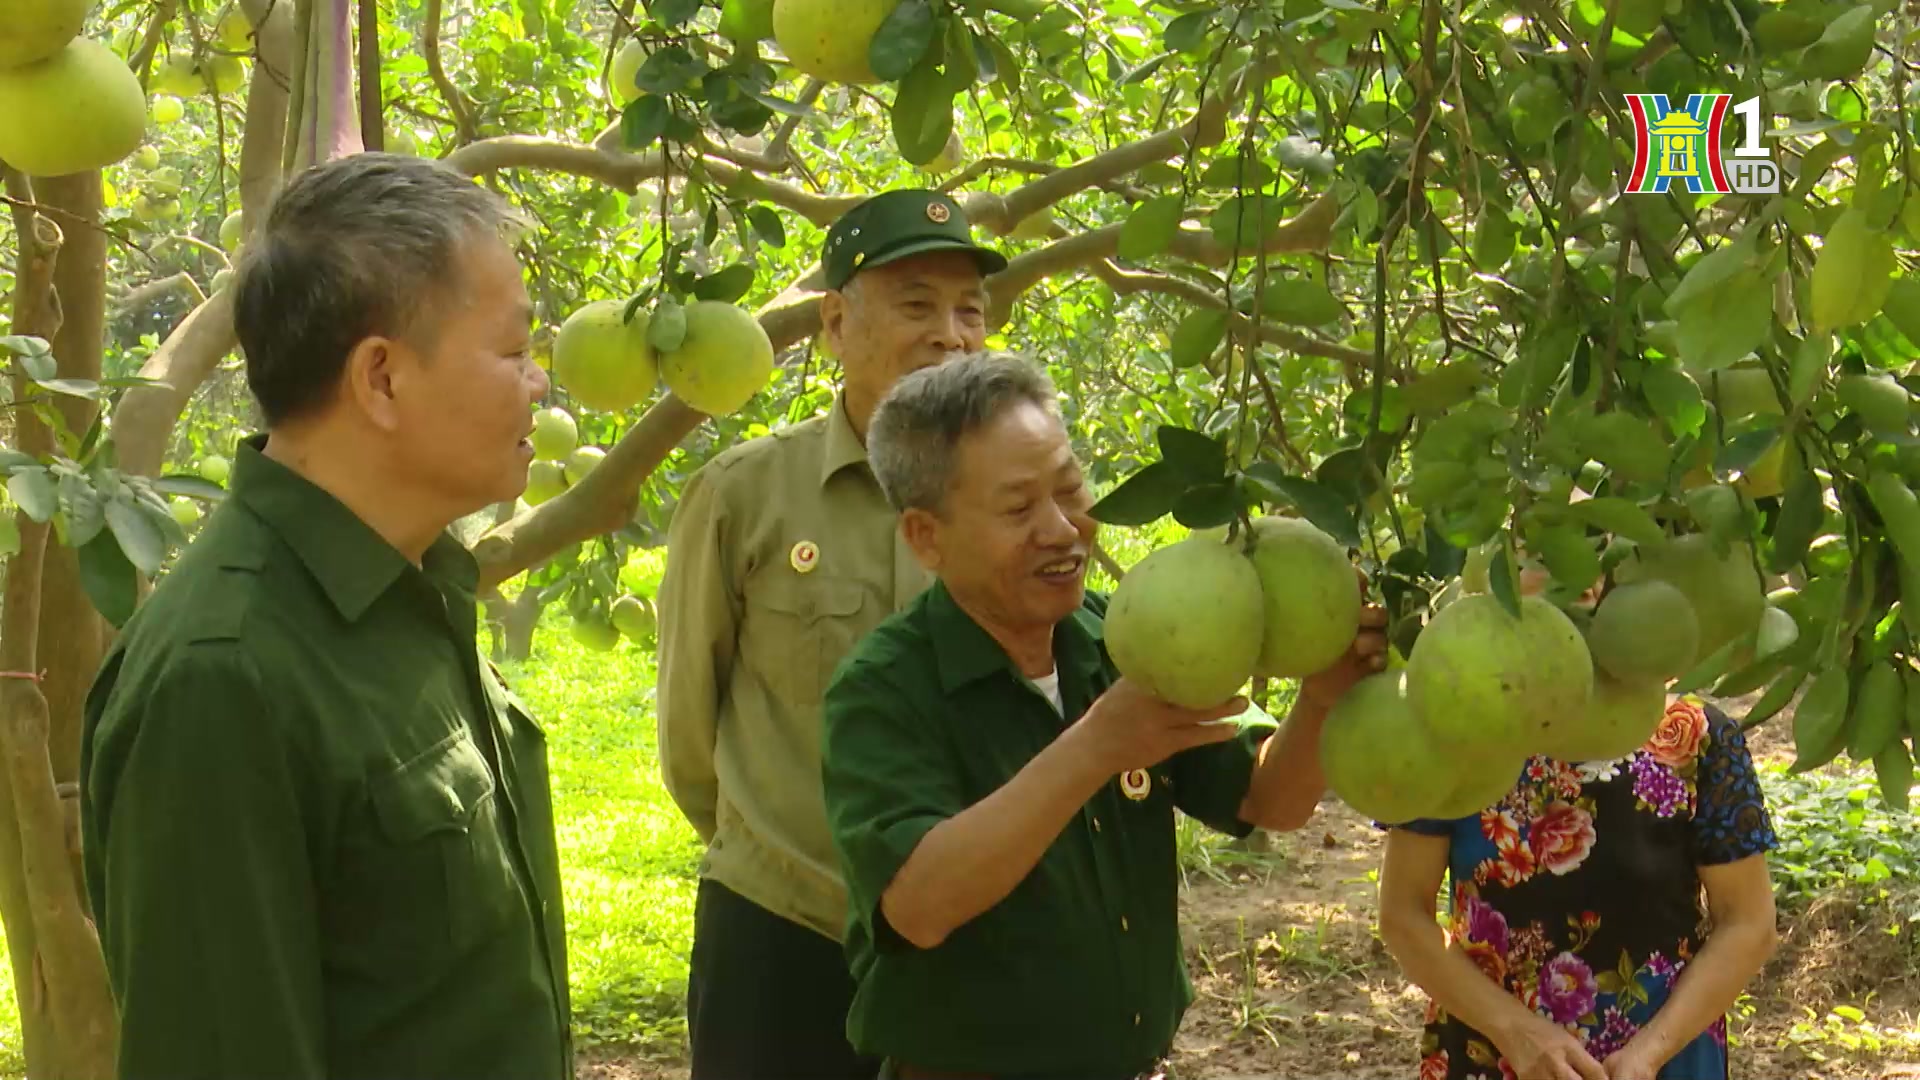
[740,574,869,706]
[367,728,524,955]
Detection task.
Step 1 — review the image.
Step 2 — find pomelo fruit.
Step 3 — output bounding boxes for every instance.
[773,0,900,85]
[524,460,567,505]
[168,497,201,529]
[571,613,621,651]
[149,55,200,96]
[1424,750,1527,820]
[131,145,160,170]
[1241,515,1361,678]
[552,298,658,414]
[1009,211,1055,241]
[1105,536,1264,708]
[660,300,775,417]
[1612,534,1765,670]
[1319,671,1456,824]
[611,594,657,642]
[210,268,233,294]
[214,4,252,49]
[0,0,92,69]
[1534,674,1666,763]
[917,131,963,173]
[0,37,147,178]
[1585,580,1700,685]
[219,209,244,251]
[149,94,184,125]
[198,454,231,485]
[564,445,605,486]
[1405,593,1593,757]
[608,38,646,103]
[719,0,776,42]
[530,406,578,462]
[1755,605,1798,659]
[1702,366,1782,420]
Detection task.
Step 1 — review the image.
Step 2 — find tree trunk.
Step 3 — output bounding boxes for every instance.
[1,170,120,1080]
[32,173,108,908]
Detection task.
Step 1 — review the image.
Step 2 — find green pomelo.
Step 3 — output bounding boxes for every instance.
[608,39,646,104]
[0,37,147,178]
[524,460,567,505]
[1702,366,1782,420]
[148,94,184,125]
[0,0,93,68]
[1612,534,1765,669]
[1836,372,1912,433]
[611,595,656,642]
[168,498,201,529]
[1585,580,1700,685]
[198,455,231,485]
[1319,671,1457,824]
[661,301,775,418]
[719,0,776,42]
[1755,605,1799,659]
[773,0,900,85]
[564,445,605,487]
[571,614,621,652]
[1424,750,1528,820]
[1242,515,1361,678]
[1533,674,1667,763]
[1105,537,1264,709]
[530,406,578,462]
[1405,594,1594,757]
[552,298,658,414]
[220,210,244,251]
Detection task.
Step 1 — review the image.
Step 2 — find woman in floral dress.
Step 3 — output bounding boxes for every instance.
[1378,692,1781,1080]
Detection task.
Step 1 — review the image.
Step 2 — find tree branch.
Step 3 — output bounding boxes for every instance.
[423,0,476,144]
[1088,259,1371,368]
[110,290,238,479]
[941,157,1153,205]
[111,273,207,313]
[130,0,182,86]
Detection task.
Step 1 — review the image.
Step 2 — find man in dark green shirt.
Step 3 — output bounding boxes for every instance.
[80,153,572,1078]
[821,352,1388,1079]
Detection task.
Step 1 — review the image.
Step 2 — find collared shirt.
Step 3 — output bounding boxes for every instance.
[79,434,572,1080]
[821,581,1267,1078]
[656,392,933,941]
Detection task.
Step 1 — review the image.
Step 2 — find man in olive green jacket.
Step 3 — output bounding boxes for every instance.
[80,153,572,1079]
[656,189,1007,1078]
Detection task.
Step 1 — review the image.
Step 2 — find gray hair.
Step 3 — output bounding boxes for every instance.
[230,152,530,426]
[866,351,1061,514]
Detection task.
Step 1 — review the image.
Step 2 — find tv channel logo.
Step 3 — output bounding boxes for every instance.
[1625,93,1780,195]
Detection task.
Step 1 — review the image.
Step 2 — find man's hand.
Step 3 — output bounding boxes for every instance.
[1299,568,1391,712]
[1076,678,1246,775]
[1493,1012,1608,1080]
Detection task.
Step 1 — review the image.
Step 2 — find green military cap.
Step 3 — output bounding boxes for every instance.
[821,189,1008,290]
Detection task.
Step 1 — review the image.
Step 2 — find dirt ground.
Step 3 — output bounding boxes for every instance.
[580,713,1920,1080]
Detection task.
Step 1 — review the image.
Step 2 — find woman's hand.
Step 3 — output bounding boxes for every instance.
[1493,1013,1608,1080]
[1601,1042,1660,1080]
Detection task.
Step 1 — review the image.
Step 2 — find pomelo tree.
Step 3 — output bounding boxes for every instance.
[1,0,1918,1071]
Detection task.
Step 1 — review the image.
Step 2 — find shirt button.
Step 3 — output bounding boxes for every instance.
[1133,1013,1142,1026]
[1121,916,1130,932]
[1092,817,1102,832]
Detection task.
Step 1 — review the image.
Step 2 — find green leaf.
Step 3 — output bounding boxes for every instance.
[151,474,226,500]
[648,297,688,353]
[1169,309,1228,370]
[692,263,755,304]
[1578,412,1671,486]
[7,468,56,523]
[77,529,138,629]
[1172,482,1240,530]
[1402,361,1485,417]
[1117,196,1183,261]
[746,206,786,248]
[869,0,939,81]
[1489,542,1521,618]
[1259,278,1345,326]
[1641,365,1706,438]
[1770,466,1825,572]
[104,495,166,576]
[1208,195,1286,253]
[621,95,671,148]
[1672,269,1775,375]
[30,377,102,399]
[1156,425,1228,482]
[1089,461,1188,526]
[632,46,708,95]
[0,450,36,471]
[1531,523,1601,594]
[890,52,956,166]
[1568,497,1665,546]
[651,0,700,26]
[1715,423,1780,477]
[1243,464,1360,548]
[1201,155,1278,191]
[1163,10,1214,50]
[0,335,50,360]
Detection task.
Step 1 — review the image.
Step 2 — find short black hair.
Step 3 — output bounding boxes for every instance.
[229,153,525,426]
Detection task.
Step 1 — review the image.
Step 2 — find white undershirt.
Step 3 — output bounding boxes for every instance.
[1029,668,1064,715]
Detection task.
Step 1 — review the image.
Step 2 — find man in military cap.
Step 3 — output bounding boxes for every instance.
[656,189,1008,1078]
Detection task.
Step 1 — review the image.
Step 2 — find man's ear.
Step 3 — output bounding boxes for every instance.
[899,507,942,572]
[819,288,850,358]
[342,336,404,432]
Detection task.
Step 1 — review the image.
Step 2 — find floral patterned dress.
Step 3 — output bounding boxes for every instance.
[1394,695,1778,1080]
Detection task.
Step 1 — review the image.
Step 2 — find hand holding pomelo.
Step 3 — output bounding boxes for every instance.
[1075,676,1247,776]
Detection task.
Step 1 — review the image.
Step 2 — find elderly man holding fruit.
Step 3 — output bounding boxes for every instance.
[818,351,1388,1080]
